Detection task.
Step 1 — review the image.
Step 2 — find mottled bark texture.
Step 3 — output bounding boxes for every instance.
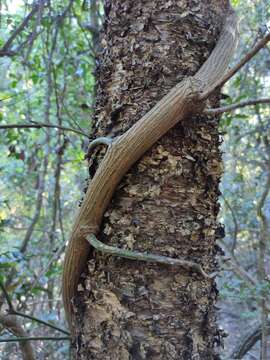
[75,1,228,359]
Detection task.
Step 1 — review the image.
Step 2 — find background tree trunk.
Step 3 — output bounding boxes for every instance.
[75,1,229,358]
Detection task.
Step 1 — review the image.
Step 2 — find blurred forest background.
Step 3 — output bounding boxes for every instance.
[0,0,269,359]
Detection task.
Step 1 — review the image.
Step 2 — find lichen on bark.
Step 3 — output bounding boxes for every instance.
[75,1,229,359]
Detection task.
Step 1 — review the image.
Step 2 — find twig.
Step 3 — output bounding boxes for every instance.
[205,98,270,115]
[58,0,74,21]
[221,195,239,254]
[33,244,66,286]
[234,126,267,144]
[0,281,14,312]
[231,320,270,359]
[73,8,96,58]
[86,234,211,279]
[0,1,46,57]
[0,314,35,360]
[0,123,89,137]
[23,0,46,62]
[13,311,70,335]
[201,32,270,99]
[20,156,48,253]
[0,279,70,335]
[0,336,71,343]
[218,240,258,288]
[85,137,113,159]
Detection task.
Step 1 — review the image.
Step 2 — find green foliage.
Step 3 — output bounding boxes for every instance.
[218,1,270,356]
[0,1,102,358]
[231,0,240,6]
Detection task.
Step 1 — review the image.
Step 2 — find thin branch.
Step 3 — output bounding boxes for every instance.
[32,244,66,290]
[61,100,86,133]
[5,306,71,336]
[206,98,270,115]
[219,240,270,314]
[86,234,211,279]
[73,9,96,58]
[0,336,70,343]
[12,311,70,335]
[82,24,99,35]
[234,126,267,144]
[0,123,89,137]
[58,198,66,243]
[0,92,26,102]
[0,314,35,360]
[47,134,68,309]
[0,281,14,312]
[0,0,46,57]
[231,320,270,359]
[0,279,70,335]
[218,240,258,287]
[201,32,270,99]
[20,156,48,253]
[221,195,239,254]
[23,0,46,62]
[52,68,67,244]
[0,49,17,57]
[58,0,74,22]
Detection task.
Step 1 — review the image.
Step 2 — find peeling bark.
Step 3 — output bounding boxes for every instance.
[73,1,230,358]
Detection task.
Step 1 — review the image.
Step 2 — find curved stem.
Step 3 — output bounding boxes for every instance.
[86,234,211,279]
[85,137,113,159]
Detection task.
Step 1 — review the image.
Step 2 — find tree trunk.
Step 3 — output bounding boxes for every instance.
[75,1,229,358]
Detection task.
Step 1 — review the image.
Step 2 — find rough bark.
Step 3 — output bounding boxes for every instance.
[73,1,230,358]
